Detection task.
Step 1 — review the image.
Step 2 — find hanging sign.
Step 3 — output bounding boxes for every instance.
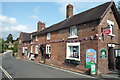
[86,49,96,68]
[104,29,111,35]
[100,48,106,58]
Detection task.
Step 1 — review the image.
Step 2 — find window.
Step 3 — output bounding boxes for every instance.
[115,49,120,57]
[23,47,27,55]
[35,46,39,54]
[36,36,38,41]
[107,20,115,36]
[23,47,25,53]
[69,26,78,38]
[66,43,80,61]
[31,35,32,39]
[31,45,33,53]
[47,33,50,40]
[46,45,51,54]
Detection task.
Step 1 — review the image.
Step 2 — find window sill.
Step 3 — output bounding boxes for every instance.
[46,53,51,54]
[68,36,78,39]
[66,57,80,61]
[47,39,50,40]
[108,34,115,37]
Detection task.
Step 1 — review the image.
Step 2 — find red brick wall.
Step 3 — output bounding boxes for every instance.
[97,8,119,74]
[43,20,99,73]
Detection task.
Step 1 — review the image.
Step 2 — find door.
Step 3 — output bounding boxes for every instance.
[108,47,115,70]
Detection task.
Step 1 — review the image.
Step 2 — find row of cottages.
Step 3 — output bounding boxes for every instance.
[18,1,120,75]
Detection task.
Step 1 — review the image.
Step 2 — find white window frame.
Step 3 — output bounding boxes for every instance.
[35,46,39,54]
[23,47,25,53]
[23,47,27,55]
[46,45,51,54]
[31,35,32,39]
[107,20,115,36]
[115,49,120,57]
[47,33,51,40]
[68,26,78,39]
[31,45,33,53]
[36,36,38,41]
[66,43,80,61]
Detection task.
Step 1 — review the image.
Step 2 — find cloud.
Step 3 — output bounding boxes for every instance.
[31,15,39,21]
[0,15,17,25]
[0,15,34,40]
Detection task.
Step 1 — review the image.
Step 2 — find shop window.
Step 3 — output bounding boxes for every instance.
[115,49,120,58]
[107,20,115,36]
[46,45,51,54]
[66,43,80,61]
[68,26,78,38]
[47,33,51,40]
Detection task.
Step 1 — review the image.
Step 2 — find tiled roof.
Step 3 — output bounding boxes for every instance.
[20,32,31,42]
[33,2,112,36]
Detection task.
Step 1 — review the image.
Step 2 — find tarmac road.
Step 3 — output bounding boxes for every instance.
[1,51,98,79]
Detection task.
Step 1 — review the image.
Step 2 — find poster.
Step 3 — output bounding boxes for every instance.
[100,48,106,58]
[86,49,96,68]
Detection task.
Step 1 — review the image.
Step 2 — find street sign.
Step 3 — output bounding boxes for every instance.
[104,29,111,35]
[91,64,96,75]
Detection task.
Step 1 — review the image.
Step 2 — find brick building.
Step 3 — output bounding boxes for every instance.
[18,1,120,75]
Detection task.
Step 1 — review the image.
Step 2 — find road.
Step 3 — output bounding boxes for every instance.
[1,51,99,79]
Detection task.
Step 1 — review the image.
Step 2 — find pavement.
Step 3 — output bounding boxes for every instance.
[1,51,120,80]
[100,70,120,79]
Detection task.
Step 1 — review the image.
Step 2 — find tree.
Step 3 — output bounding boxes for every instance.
[0,38,5,53]
[117,1,120,14]
[6,34,13,43]
[13,42,18,53]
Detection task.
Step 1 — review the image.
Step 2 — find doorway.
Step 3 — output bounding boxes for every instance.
[108,47,115,70]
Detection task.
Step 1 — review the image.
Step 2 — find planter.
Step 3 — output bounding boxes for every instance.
[65,59,80,65]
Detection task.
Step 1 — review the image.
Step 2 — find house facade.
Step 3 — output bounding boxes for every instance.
[18,1,120,75]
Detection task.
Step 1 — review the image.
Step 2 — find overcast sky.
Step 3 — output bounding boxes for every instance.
[1,0,120,40]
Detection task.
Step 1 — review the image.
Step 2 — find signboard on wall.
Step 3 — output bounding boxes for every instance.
[86,49,96,68]
[104,29,111,35]
[100,48,106,58]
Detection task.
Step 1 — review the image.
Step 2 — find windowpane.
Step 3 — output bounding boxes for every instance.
[115,50,120,57]
[46,45,51,54]
[69,46,79,59]
[70,26,77,37]
[47,33,50,40]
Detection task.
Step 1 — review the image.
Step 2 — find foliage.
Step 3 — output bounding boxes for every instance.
[6,34,13,43]
[118,1,120,14]
[0,38,4,53]
[13,42,18,53]
[3,43,9,50]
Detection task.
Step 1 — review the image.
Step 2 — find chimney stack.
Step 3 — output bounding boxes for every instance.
[66,4,73,18]
[37,21,45,32]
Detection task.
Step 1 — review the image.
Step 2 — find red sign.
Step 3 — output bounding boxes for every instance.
[104,29,111,34]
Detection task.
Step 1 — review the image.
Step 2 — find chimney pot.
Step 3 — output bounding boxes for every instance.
[37,21,45,32]
[66,4,73,18]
